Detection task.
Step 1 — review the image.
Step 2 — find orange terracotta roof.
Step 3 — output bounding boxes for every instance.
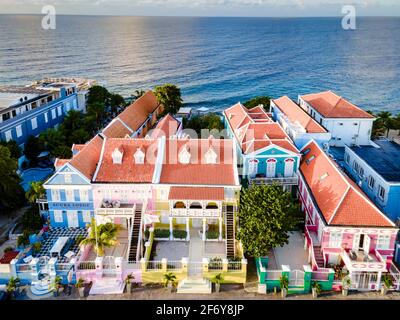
[94,138,158,183]
[300,91,374,119]
[71,144,86,152]
[168,187,225,200]
[54,158,70,168]
[272,96,328,133]
[69,135,104,180]
[150,114,180,139]
[160,139,237,185]
[117,91,161,133]
[225,102,299,156]
[300,141,394,228]
[102,119,132,138]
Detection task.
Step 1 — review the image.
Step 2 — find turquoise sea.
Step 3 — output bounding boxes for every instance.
[0,15,399,112]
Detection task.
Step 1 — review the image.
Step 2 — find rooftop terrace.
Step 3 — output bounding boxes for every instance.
[350,139,400,182]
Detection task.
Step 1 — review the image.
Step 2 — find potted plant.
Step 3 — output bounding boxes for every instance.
[75,278,86,298]
[311,281,322,298]
[125,274,135,293]
[163,272,177,293]
[279,275,289,299]
[212,273,224,293]
[342,275,351,297]
[381,274,393,295]
[6,277,21,300]
[52,275,63,297]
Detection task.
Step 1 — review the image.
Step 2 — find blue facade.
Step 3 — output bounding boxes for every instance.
[44,164,94,228]
[0,91,78,146]
[343,140,400,222]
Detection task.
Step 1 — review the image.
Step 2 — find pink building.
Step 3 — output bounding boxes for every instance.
[299,140,398,291]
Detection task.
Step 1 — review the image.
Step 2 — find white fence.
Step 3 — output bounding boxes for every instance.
[289,270,305,286]
[228,261,242,271]
[77,261,96,270]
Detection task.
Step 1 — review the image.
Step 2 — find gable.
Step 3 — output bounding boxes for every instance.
[45,164,90,186]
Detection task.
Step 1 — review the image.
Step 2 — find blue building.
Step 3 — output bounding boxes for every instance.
[224,103,300,189]
[343,138,400,223]
[0,81,79,146]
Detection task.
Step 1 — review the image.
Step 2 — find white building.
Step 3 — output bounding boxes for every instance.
[298,91,375,147]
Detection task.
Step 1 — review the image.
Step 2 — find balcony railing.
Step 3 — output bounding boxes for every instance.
[341,249,387,272]
[170,208,221,218]
[96,202,136,216]
[249,175,299,186]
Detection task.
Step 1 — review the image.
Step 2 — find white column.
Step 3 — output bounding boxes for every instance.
[169,217,173,240]
[218,217,223,241]
[376,271,382,291]
[186,218,190,241]
[202,218,206,241]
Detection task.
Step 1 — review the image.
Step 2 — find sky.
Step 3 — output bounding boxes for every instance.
[0,0,400,17]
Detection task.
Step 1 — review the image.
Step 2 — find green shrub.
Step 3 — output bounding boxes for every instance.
[206,230,219,239]
[173,230,187,239]
[17,231,30,247]
[21,206,44,233]
[4,247,14,253]
[32,242,42,254]
[154,229,170,238]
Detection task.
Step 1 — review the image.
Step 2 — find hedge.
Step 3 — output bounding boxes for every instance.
[154,229,170,238]
[173,230,187,239]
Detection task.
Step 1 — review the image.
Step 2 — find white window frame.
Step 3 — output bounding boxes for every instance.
[65,174,72,184]
[16,125,22,138]
[31,117,38,130]
[82,210,92,223]
[51,109,56,119]
[57,106,62,116]
[51,189,61,202]
[345,154,350,164]
[80,189,89,202]
[376,235,391,250]
[160,211,170,224]
[53,210,63,223]
[378,185,385,201]
[329,231,342,248]
[5,130,12,142]
[44,112,49,123]
[65,189,75,202]
[248,159,259,177]
[368,176,375,190]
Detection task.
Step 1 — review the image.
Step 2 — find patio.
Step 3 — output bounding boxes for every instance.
[86,229,129,260]
[272,231,309,269]
[204,242,226,259]
[152,241,189,261]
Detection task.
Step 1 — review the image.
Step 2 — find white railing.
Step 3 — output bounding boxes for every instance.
[311,270,331,281]
[166,260,182,271]
[249,175,299,186]
[56,263,74,272]
[146,260,163,270]
[289,270,305,287]
[208,260,224,270]
[228,261,242,271]
[96,208,136,216]
[375,250,387,264]
[389,262,400,283]
[170,208,220,218]
[266,270,282,280]
[77,261,96,270]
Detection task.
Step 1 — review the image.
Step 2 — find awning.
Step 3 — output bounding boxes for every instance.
[168,187,225,201]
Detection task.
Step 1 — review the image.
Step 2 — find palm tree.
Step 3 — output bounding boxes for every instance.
[52,275,63,296]
[80,218,121,256]
[25,181,45,204]
[6,277,20,299]
[377,111,394,137]
[163,272,177,290]
[133,89,145,99]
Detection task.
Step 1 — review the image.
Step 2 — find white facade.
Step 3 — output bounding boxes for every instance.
[298,96,374,147]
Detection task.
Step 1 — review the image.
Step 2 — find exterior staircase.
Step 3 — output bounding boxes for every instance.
[313,245,325,268]
[225,205,235,258]
[128,204,143,262]
[177,278,212,294]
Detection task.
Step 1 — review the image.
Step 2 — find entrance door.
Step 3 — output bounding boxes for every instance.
[363,235,371,254]
[192,218,202,228]
[67,210,79,228]
[284,158,295,177]
[266,159,277,178]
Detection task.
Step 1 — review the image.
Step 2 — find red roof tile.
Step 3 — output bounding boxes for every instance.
[102,119,132,138]
[71,144,86,152]
[150,114,180,139]
[300,91,374,119]
[160,139,237,185]
[54,158,70,168]
[300,141,394,227]
[69,135,104,180]
[0,251,19,264]
[94,138,158,183]
[272,96,328,133]
[168,187,225,200]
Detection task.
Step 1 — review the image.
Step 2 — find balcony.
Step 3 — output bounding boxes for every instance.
[96,200,136,217]
[341,249,387,272]
[249,174,299,186]
[170,208,221,218]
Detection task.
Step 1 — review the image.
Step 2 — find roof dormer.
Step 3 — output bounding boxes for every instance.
[179,145,191,164]
[134,147,145,164]
[205,146,217,164]
[112,147,123,164]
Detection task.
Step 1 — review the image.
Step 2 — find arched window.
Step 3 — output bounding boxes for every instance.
[173,201,186,209]
[266,158,277,178]
[248,159,259,177]
[206,202,218,209]
[284,158,295,177]
[189,202,202,209]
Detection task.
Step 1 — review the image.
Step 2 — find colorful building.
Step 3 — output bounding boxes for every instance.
[0,82,78,146]
[298,91,375,147]
[270,95,331,149]
[299,140,398,291]
[224,102,300,188]
[343,138,400,223]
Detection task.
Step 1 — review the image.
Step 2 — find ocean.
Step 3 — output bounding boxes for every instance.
[0,15,399,113]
